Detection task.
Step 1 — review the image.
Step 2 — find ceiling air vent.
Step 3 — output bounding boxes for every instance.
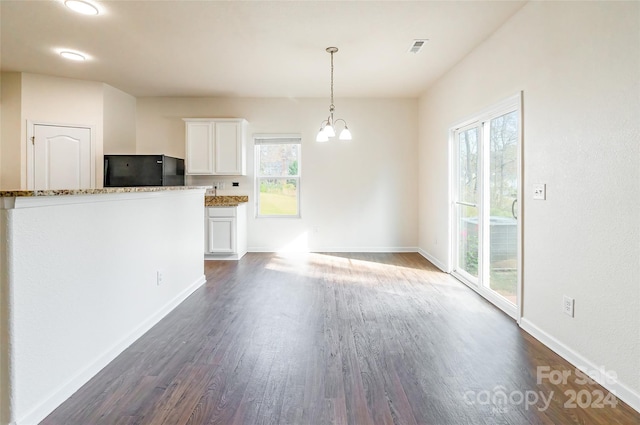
[408,39,429,54]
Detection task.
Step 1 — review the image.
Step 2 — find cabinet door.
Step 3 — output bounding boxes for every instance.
[207,217,236,253]
[214,122,244,175]
[186,122,214,174]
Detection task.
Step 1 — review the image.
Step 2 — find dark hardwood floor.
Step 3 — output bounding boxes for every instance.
[41,253,639,425]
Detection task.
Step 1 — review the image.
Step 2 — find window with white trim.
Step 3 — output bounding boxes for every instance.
[254,135,301,218]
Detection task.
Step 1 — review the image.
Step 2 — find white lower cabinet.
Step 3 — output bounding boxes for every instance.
[207,216,235,253]
[205,204,247,260]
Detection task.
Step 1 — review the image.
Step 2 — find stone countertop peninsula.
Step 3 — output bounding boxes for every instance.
[0,184,207,424]
[204,195,249,207]
[0,186,210,197]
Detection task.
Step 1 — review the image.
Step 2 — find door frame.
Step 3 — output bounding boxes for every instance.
[26,121,96,190]
[448,92,523,322]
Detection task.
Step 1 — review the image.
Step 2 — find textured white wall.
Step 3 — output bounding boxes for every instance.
[136,97,419,252]
[3,190,206,425]
[418,0,639,406]
[0,209,8,425]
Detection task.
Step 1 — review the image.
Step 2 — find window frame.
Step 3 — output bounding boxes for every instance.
[254,134,302,219]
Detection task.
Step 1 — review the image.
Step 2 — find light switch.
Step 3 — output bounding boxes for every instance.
[533,183,546,200]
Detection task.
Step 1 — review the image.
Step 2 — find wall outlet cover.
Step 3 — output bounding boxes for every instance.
[563,295,574,317]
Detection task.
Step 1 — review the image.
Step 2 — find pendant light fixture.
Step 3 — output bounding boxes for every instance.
[316,47,352,142]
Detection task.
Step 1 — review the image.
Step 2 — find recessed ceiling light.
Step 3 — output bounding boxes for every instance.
[60,51,86,61]
[64,0,99,15]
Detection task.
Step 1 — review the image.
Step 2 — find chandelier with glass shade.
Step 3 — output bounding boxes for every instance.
[316,47,352,142]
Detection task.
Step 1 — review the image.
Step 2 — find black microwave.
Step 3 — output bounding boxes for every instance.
[104,155,185,187]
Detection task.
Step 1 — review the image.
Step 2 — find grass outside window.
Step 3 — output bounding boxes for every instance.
[255,138,301,218]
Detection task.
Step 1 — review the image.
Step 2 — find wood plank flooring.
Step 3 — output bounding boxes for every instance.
[40,253,639,425]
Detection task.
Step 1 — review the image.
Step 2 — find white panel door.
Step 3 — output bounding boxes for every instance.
[33,124,92,190]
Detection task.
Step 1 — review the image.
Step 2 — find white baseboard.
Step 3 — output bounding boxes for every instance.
[311,246,418,253]
[205,251,246,260]
[16,274,207,425]
[417,248,448,272]
[248,246,418,253]
[520,318,640,413]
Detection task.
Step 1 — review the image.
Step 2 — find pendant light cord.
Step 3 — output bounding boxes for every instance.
[330,50,334,109]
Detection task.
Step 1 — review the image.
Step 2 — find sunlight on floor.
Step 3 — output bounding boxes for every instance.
[265,252,461,289]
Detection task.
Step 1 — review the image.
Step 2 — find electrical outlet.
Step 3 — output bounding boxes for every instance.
[563,296,574,317]
[156,270,164,286]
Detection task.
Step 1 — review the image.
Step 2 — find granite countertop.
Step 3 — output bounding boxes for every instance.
[205,195,249,207]
[0,186,249,208]
[0,186,210,198]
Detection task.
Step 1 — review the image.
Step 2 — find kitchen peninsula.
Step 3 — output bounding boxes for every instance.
[0,186,208,425]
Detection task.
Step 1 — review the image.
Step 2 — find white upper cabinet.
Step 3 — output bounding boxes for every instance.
[214,121,244,175]
[183,118,247,175]
[185,121,214,174]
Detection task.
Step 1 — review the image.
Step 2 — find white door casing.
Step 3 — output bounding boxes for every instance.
[27,123,94,190]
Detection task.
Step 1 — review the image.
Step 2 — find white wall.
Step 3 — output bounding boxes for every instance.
[0,72,23,190]
[2,190,206,425]
[418,0,639,407]
[137,97,419,252]
[103,84,137,155]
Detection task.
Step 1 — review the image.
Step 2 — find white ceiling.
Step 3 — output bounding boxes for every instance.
[1,0,526,98]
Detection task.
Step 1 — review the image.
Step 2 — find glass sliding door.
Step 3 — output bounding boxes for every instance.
[451,95,521,319]
[454,125,481,284]
[486,111,519,305]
